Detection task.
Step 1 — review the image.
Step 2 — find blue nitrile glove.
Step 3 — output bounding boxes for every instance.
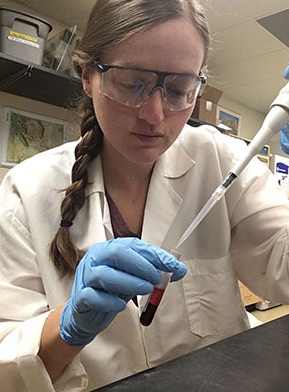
[279,62,289,154]
[284,63,289,80]
[60,237,187,346]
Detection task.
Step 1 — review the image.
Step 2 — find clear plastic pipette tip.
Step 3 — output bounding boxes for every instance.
[175,172,237,249]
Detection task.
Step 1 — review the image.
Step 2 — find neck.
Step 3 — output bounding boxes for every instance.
[101,141,154,236]
[101,144,154,196]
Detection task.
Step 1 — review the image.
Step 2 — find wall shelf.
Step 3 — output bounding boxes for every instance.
[0,52,82,107]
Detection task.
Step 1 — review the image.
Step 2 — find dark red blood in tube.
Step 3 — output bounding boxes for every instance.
[140,287,165,326]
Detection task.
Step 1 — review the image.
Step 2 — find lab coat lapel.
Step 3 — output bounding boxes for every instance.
[141,138,195,249]
[84,155,114,243]
[141,164,181,248]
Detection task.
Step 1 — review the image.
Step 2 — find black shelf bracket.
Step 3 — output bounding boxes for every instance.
[0,64,33,91]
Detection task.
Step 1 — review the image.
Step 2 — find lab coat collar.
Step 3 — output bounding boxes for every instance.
[86,154,105,196]
[84,133,195,189]
[84,133,195,190]
[83,136,195,247]
[159,135,195,179]
[142,137,195,248]
[85,155,113,237]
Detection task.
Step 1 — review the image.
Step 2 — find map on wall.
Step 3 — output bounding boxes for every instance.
[0,108,67,168]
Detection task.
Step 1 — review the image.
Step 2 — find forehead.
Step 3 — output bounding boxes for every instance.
[102,17,205,75]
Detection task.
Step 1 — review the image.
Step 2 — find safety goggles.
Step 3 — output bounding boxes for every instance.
[94,61,206,111]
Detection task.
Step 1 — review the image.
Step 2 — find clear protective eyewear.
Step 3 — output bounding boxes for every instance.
[94,61,206,111]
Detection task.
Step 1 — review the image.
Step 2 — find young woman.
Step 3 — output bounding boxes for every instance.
[1,1,289,391]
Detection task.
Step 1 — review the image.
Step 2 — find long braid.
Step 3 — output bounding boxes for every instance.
[50,95,103,276]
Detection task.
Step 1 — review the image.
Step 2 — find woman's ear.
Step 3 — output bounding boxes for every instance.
[81,64,92,97]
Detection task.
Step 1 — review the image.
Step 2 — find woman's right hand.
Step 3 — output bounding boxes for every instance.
[59,237,187,346]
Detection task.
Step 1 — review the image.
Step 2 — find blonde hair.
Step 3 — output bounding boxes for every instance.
[50,0,210,276]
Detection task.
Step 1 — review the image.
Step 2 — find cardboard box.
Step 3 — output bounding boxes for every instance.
[192,84,223,125]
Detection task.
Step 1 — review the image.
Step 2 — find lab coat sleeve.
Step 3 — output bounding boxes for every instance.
[0,203,88,392]
[229,156,289,303]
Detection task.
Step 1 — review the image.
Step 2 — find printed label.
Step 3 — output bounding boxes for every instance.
[8,35,39,48]
[10,30,38,42]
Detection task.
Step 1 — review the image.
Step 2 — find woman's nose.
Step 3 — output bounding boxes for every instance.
[138,89,165,124]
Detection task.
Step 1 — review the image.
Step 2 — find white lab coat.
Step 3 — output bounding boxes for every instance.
[1,124,289,392]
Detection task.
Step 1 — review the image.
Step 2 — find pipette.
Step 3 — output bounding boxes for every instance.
[176,80,289,249]
[140,80,289,327]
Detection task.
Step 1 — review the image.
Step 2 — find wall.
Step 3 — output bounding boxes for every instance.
[218,95,265,140]
[0,0,69,36]
[266,133,288,172]
[0,0,81,183]
[0,0,286,183]
[0,92,80,182]
[217,94,289,172]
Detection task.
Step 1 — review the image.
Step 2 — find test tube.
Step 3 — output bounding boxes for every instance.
[140,271,172,326]
[140,250,179,326]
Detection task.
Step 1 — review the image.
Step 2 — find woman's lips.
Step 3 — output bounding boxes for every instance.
[132,133,164,143]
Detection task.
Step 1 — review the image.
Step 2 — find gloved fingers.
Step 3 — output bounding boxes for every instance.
[280,123,289,154]
[101,238,186,282]
[86,239,162,285]
[284,62,289,80]
[85,265,154,295]
[74,287,127,313]
[149,246,187,282]
[126,238,187,281]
